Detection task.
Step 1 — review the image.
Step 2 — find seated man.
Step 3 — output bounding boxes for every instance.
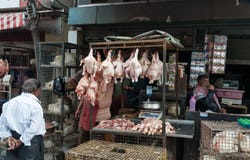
[193,74,225,113]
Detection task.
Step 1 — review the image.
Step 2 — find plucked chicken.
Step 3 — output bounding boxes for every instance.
[113,50,125,83]
[145,52,163,84]
[75,73,90,99]
[129,48,142,82]
[94,52,103,80]
[139,50,151,78]
[123,51,134,79]
[85,76,98,105]
[80,48,98,77]
[99,50,115,84]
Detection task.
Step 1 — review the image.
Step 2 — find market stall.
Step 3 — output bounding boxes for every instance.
[65,35,195,160]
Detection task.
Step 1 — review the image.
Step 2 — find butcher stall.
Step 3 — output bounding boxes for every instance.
[66,32,195,160]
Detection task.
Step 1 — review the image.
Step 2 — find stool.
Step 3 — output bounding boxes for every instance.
[225,104,248,114]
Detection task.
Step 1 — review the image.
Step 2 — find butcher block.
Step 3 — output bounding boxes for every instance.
[65,140,166,160]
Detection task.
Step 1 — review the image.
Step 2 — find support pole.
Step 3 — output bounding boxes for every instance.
[31,27,40,78]
[162,41,167,149]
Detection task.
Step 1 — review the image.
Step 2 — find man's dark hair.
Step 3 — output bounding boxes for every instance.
[197,74,209,81]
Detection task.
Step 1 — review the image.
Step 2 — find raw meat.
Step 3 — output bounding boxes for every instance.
[123,51,134,79]
[75,73,90,99]
[139,50,151,78]
[145,52,163,84]
[129,48,142,82]
[132,118,175,135]
[113,50,124,83]
[80,48,98,77]
[96,118,135,131]
[85,76,98,105]
[99,50,115,84]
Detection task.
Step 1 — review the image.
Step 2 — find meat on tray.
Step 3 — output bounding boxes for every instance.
[96,118,135,131]
[96,118,175,135]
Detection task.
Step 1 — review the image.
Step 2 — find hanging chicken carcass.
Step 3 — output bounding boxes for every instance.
[99,50,115,84]
[80,48,98,77]
[94,51,103,80]
[139,50,151,78]
[113,50,124,83]
[123,51,134,79]
[85,76,99,106]
[145,52,163,84]
[129,48,142,82]
[75,73,90,99]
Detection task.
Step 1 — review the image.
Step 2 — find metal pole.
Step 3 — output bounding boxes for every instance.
[175,48,179,118]
[31,27,40,78]
[162,41,167,149]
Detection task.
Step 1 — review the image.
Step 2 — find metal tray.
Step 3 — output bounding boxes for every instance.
[92,118,195,139]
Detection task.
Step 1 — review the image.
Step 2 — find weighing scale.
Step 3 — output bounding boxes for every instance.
[222,80,239,90]
[138,85,163,119]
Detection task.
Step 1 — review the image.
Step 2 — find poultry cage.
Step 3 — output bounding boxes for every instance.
[200,120,250,160]
[92,130,163,146]
[65,140,167,160]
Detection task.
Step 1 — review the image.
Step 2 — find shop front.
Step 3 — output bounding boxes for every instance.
[65,1,250,160]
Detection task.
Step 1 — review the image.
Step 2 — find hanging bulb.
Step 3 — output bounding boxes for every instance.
[235,0,240,7]
[166,16,171,23]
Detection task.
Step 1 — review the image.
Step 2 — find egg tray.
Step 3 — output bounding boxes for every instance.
[65,140,166,160]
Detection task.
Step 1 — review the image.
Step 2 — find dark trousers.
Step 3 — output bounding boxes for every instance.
[5,131,44,160]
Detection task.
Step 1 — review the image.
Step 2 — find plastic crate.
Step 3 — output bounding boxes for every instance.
[215,89,244,99]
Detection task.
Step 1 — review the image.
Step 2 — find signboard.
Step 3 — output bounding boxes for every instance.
[0,0,20,8]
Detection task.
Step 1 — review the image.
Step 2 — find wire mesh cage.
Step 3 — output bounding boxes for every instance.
[200,120,250,160]
[39,45,60,66]
[39,67,63,88]
[92,131,163,147]
[40,90,56,108]
[38,42,78,159]
[65,140,167,160]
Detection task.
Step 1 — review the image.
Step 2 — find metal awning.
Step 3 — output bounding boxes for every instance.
[0,12,25,31]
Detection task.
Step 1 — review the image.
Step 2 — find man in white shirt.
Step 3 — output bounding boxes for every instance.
[0,78,46,160]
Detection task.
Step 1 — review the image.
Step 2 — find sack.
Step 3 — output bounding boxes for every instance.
[53,76,65,95]
[195,90,220,112]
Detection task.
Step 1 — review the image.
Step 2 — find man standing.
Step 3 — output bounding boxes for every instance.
[0,78,45,160]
